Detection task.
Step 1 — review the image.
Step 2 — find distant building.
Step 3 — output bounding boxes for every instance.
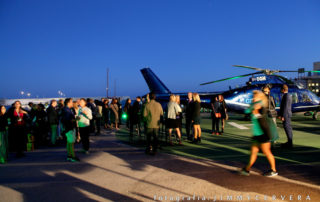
[294,62,320,95]
[313,62,320,76]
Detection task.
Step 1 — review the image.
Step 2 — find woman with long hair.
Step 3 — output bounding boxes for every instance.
[110,98,119,130]
[239,90,278,177]
[166,94,182,145]
[102,99,110,129]
[191,93,201,143]
[0,106,8,163]
[175,95,183,136]
[8,101,28,157]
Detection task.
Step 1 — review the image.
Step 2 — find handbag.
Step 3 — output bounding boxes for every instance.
[257,116,271,140]
[215,113,221,118]
[267,117,279,142]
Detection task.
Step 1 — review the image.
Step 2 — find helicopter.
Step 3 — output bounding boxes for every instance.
[140,65,320,119]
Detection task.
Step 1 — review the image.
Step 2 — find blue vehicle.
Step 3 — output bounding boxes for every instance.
[140,65,320,118]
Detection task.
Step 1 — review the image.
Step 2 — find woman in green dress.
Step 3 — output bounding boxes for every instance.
[239,90,278,177]
[0,105,8,163]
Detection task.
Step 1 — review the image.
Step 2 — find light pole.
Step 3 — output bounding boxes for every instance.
[107,68,109,98]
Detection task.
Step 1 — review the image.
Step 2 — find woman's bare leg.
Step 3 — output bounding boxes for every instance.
[246,144,259,171]
[261,142,276,171]
[198,125,201,137]
[176,128,181,143]
[193,125,198,140]
[168,128,173,144]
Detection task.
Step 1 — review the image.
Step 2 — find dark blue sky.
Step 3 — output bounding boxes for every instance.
[1,0,320,98]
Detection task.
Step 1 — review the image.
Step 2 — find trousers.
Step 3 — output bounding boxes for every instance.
[146,128,159,152]
[283,116,293,144]
[79,126,90,151]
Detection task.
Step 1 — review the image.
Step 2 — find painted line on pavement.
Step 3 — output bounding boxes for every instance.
[227,122,249,130]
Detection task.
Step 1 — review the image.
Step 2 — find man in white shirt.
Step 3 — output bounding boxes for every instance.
[78,98,93,154]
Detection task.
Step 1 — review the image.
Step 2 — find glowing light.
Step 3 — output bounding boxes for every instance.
[122,113,128,120]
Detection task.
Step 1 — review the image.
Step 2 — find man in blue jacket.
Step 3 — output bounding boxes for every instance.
[278,84,293,148]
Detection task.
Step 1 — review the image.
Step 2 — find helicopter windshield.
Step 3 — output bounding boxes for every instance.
[299,91,312,103]
[307,91,320,104]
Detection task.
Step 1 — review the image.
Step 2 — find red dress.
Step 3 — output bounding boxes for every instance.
[14,110,25,126]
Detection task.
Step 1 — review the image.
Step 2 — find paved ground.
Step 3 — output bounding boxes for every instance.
[0,128,319,202]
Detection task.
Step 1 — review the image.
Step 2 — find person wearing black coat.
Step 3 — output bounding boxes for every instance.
[47,100,59,145]
[130,97,142,137]
[185,92,193,140]
[211,96,221,135]
[94,100,103,135]
[61,98,79,162]
[123,98,132,129]
[262,85,277,125]
[33,104,48,147]
[278,84,293,148]
[219,95,228,134]
[87,98,96,133]
[191,93,202,143]
[102,99,110,129]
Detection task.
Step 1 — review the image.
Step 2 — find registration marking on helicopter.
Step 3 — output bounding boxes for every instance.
[227,122,249,130]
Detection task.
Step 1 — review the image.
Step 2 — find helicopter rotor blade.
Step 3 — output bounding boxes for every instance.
[200,71,263,86]
[278,70,320,73]
[233,65,264,71]
[278,70,299,73]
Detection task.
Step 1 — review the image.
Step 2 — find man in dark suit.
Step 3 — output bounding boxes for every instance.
[278,84,293,148]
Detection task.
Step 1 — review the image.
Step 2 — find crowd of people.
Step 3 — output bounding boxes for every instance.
[0,91,235,163]
[0,97,123,163]
[122,92,204,155]
[0,84,293,179]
